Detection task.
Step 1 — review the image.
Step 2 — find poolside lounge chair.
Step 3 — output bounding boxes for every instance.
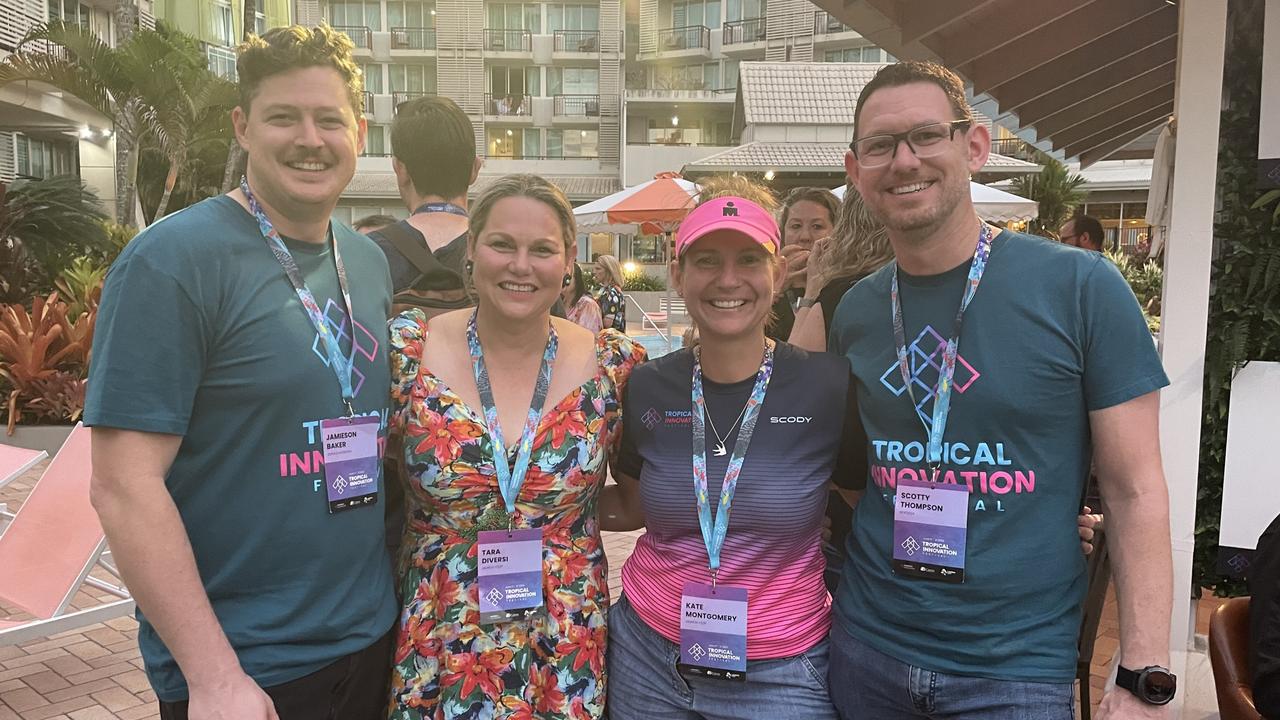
[0,443,46,488]
[0,424,133,646]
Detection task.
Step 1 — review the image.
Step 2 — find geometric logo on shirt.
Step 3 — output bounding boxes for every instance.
[901,536,920,556]
[332,475,348,492]
[485,588,505,607]
[879,325,981,428]
[688,643,706,661]
[312,298,380,396]
[642,407,661,430]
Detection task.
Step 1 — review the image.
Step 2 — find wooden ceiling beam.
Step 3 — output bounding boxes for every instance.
[1078,116,1171,167]
[1062,104,1174,159]
[1016,59,1175,126]
[968,1,1169,96]
[899,0,999,45]
[996,34,1177,113]
[932,0,1099,68]
[1035,82,1174,139]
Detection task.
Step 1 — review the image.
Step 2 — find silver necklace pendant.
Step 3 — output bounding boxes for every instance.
[712,442,728,457]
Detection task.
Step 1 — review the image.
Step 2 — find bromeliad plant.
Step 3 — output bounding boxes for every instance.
[0,292,96,433]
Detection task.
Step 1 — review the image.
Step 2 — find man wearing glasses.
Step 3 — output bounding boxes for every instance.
[825,61,1176,719]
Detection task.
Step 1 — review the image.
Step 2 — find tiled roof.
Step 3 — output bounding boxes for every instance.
[343,172,621,201]
[683,142,1039,174]
[739,62,885,125]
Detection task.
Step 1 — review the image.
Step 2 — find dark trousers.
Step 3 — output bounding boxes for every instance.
[158,628,393,720]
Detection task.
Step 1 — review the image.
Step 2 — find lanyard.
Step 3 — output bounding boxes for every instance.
[691,342,774,587]
[467,310,558,516]
[240,177,357,416]
[890,222,993,477]
[413,201,468,217]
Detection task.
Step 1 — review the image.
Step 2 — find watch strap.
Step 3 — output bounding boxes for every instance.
[1115,665,1140,692]
[797,297,818,308]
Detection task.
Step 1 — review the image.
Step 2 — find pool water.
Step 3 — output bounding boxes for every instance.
[631,333,684,359]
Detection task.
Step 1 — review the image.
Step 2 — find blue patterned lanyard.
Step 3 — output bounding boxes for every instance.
[240,177,357,416]
[413,201,468,217]
[467,310,558,516]
[691,342,774,587]
[890,222,993,477]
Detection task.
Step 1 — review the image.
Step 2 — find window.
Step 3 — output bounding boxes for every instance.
[487,3,540,32]
[361,63,384,93]
[255,11,266,35]
[363,125,387,156]
[207,44,237,79]
[389,63,435,94]
[15,134,74,179]
[490,65,536,96]
[672,0,719,27]
[723,59,739,90]
[546,129,597,158]
[327,1,381,29]
[823,46,892,63]
[387,1,434,27]
[548,67,598,95]
[487,128,521,158]
[47,0,90,26]
[724,0,765,21]
[653,64,715,90]
[213,1,234,45]
[523,128,542,157]
[646,115,727,145]
[547,4,599,32]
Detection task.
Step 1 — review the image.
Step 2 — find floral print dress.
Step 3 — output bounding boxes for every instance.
[594,285,626,333]
[388,309,645,720]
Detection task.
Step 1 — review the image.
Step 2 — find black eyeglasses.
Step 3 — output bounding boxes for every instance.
[850,120,972,168]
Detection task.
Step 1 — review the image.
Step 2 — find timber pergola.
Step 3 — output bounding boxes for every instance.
[811,0,1179,166]
[811,1,1239,716]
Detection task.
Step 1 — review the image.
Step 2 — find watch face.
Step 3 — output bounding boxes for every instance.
[1141,668,1177,705]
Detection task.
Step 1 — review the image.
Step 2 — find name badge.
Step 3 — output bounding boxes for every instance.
[321,415,380,514]
[892,477,969,583]
[677,582,748,681]
[477,528,544,624]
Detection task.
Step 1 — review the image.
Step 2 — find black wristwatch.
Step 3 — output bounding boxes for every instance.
[1115,664,1177,705]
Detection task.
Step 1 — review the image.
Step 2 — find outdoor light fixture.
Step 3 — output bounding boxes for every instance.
[79,127,92,139]
[671,115,679,126]
[623,260,638,274]
[764,170,775,181]
[506,129,513,136]
[101,128,112,138]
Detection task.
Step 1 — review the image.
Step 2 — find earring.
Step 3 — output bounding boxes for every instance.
[464,260,474,275]
[563,273,572,288]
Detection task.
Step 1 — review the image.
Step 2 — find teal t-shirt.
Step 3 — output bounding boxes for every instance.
[828,230,1168,682]
[84,195,398,701]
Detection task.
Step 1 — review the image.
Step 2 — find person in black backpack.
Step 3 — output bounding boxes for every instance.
[368,95,481,320]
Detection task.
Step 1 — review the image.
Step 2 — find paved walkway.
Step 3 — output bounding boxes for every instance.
[1,459,1218,718]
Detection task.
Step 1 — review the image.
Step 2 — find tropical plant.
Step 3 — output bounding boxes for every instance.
[0,21,234,225]
[0,293,93,433]
[55,257,107,318]
[219,0,257,192]
[0,176,109,302]
[1105,249,1163,334]
[622,273,666,291]
[1009,155,1087,237]
[1197,0,1277,596]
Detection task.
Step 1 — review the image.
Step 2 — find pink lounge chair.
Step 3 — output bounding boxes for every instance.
[0,443,46,488]
[0,424,133,645]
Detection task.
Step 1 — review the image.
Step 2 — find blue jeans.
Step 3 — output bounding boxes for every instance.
[607,593,837,720]
[827,621,1074,720]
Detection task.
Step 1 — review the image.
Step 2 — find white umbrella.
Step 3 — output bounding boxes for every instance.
[832,181,1039,223]
[573,175,700,234]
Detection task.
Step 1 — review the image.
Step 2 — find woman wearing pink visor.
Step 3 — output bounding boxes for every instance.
[600,196,866,718]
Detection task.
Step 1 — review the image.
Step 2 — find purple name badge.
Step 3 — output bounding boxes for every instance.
[477,528,544,624]
[677,582,748,681]
[892,477,969,583]
[321,415,381,514]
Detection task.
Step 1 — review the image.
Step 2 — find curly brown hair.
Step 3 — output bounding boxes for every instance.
[236,25,364,115]
[695,174,778,212]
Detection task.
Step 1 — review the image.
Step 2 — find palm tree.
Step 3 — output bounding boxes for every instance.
[0,176,108,303]
[1010,155,1088,237]
[0,21,216,225]
[219,0,257,192]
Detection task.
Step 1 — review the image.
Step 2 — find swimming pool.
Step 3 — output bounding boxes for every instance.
[631,333,684,359]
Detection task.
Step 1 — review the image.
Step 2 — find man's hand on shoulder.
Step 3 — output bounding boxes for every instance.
[188,670,279,720]
[1095,688,1169,719]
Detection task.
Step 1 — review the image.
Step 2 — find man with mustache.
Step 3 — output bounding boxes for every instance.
[827,61,1175,719]
[85,26,395,720]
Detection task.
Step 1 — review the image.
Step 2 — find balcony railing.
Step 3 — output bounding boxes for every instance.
[392,91,435,109]
[390,26,435,50]
[332,25,372,48]
[484,93,532,116]
[206,45,236,79]
[655,25,710,52]
[813,10,852,35]
[989,137,1042,163]
[723,17,767,44]
[483,28,532,51]
[554,94,602,117]
[553,29,600,52]
[485,153,600,160]
[361,90,373,113]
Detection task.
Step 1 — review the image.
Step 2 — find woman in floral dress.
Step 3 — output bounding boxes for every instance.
[387,174,645,719]
[591,255,627,332]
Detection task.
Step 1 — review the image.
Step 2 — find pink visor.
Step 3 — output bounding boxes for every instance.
[675,196,780,258]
